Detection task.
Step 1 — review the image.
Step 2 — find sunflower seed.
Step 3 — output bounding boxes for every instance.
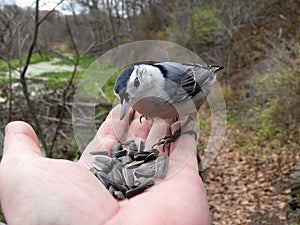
[129,142,138,151]
[138,140,145,152]
[96,171,110,189]
[144,152,158,162]
[97,171,128,193]
[155,156,169,178]
[125,160,145,169]
[114,149,128,158]
[92,161,112,173]
[109,186,125,200]
[95,155,113,165]
[133,152,152,161]
[125,177,154,198]
[89,150,109,155]
[122,167,135,188]
[90,139,170,199]
[144,148,160,155]
[109,185,114,195]
[125,185,148,198]
[137,177,155,187]
[120,155,133,165]
[109,167,123,184]
[135,162,156,178]
[90,167,98,175]
[128,150,137,159]
[112,143,123,155]
[121,139,135,145]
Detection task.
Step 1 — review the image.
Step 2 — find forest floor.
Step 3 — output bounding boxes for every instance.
[203,122,300,225]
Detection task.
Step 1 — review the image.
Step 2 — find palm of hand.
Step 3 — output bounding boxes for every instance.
[0,106,210,225]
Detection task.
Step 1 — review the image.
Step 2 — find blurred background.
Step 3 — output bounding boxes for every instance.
[0,0,299,224]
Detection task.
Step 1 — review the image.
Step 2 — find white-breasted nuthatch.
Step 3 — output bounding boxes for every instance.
[114,62,223,147]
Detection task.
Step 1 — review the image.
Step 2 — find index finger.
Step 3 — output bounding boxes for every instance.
[79,105,133,165]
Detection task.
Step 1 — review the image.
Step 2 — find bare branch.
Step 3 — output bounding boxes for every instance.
[38,0,65,25]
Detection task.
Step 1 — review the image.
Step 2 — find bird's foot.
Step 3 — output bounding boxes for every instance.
[152,128,197,155]
[139,115,150,123]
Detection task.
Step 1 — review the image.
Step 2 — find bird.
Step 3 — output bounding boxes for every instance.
[114,62,223,151]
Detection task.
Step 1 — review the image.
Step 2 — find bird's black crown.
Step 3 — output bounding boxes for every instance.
[114,65,135,94]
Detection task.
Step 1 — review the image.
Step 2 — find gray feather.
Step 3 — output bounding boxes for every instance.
[154,62,219,103]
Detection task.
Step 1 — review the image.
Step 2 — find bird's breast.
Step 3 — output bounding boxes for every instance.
[132,96,203,119]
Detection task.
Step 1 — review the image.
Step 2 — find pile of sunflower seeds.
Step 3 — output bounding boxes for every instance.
[89,140,169,199]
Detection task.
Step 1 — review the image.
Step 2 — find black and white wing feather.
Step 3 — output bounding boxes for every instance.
[153,62,221,103]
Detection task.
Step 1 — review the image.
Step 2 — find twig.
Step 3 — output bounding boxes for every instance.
[19,0,50,156]
[96,83,112,104]
[49,14,80,157]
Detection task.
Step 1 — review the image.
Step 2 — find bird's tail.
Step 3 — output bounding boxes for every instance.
[208,65,224,73]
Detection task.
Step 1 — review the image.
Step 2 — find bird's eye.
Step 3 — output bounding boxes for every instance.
[134,77,140,87]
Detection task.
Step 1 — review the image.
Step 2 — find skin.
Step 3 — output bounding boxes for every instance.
[0,105,210,225]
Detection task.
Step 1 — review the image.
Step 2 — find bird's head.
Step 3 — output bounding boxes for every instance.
[114,64,161,120]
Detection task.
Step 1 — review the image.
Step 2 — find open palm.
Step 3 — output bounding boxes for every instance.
[0,105,210,225]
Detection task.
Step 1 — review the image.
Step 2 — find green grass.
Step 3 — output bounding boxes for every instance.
[36,70,84,88]
[76,63,120,100]
[38,71,75,79]
[0,53,53,71]
[52,56,95,68]
[0,206,5,223]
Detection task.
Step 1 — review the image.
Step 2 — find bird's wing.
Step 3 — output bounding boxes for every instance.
[154,62,216,103]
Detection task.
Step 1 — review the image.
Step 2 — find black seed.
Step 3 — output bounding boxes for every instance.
[121,139,135,145]
[144,152,158,162]
[125,185,148,198]
[96,172,110,189]
[97,171,128,193]
[125,178,154,198]
[135,163,155,178]
[137,177,155,187]
[155,156,169,178]
[145,149,160,155]
[125,160,145,169]
[114,149,128,158]
[128,150,137,159]
[113,157,123,165]
[89,150,109,155]
[109,167,123,184]
[129,142,138,151]
[134,152,151,161]
[90,167,98,175]
[113,190,126,200]
[95,156,113,165]
[138,140,145,152]
[112,143,123,155]
[120,155,133,165]
[92,140,169,199]
[109,186,125,200]
[92,161,112,173]
[122,167,135,188]
[109,185,115,195]
[112,161,123,170]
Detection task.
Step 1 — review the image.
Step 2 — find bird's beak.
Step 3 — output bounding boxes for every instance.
[120,99,131,120]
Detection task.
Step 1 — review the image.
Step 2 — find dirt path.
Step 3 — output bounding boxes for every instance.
[10,58,79,78]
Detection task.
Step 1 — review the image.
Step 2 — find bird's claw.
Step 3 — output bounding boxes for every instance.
[152,129,197,156]
[139,115,150,123]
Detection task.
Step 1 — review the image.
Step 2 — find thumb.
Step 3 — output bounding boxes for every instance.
[2,121,42,159]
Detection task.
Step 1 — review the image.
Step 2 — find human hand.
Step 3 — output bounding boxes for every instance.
[0,105,210,225]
